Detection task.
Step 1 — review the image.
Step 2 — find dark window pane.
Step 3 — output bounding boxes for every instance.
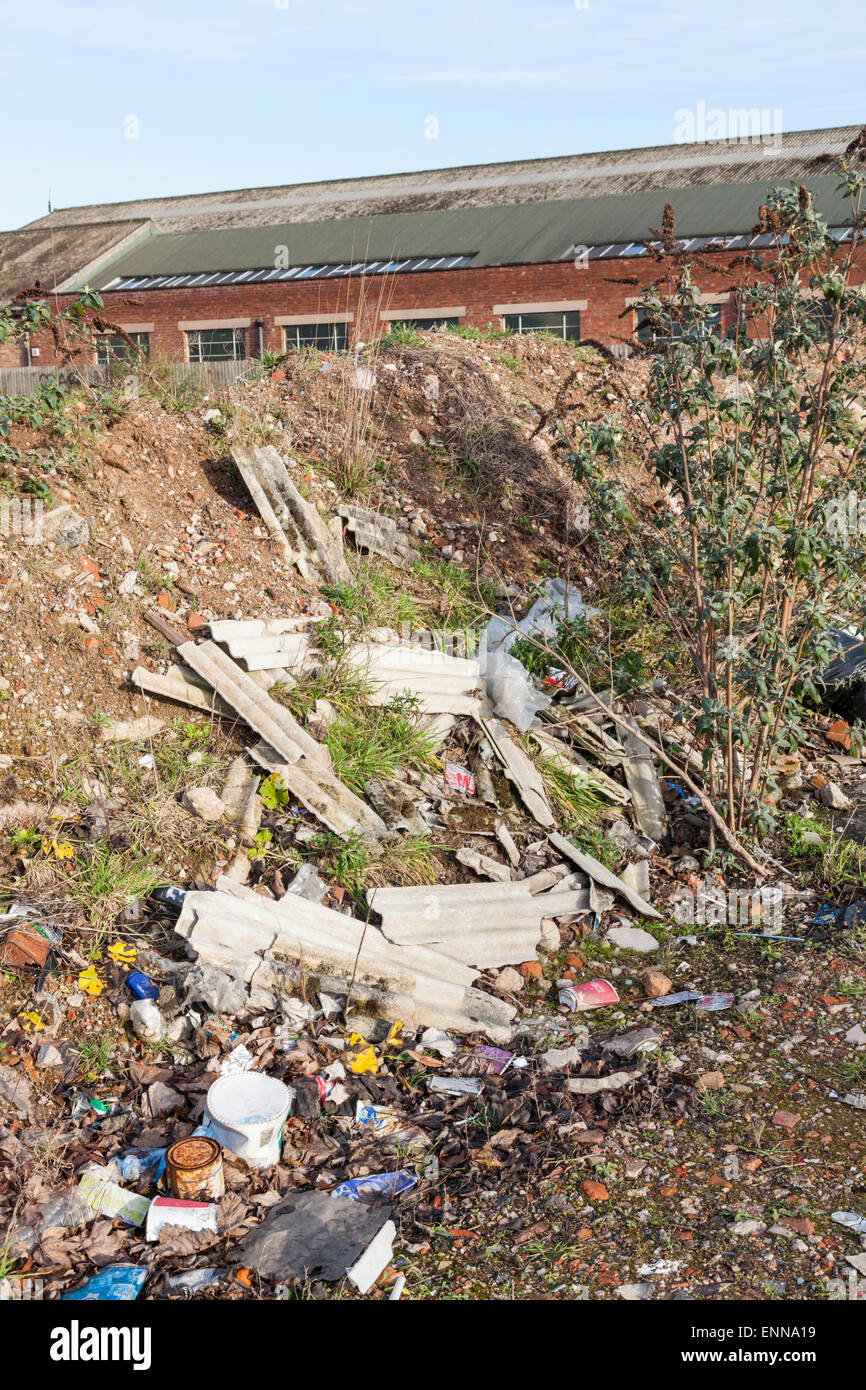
[387,317,458,330]
[286,322,349,350]
[186,328,246,362]
[96,331,149,364]
[502,311,580,341]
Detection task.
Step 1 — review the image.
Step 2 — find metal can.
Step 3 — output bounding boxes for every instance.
[165,1137,225,1200]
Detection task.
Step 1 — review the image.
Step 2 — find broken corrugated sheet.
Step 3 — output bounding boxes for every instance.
[131,664,237,717]
[344,641,484,715]
[548,829,660,919]
[212,629,312,673]
[368,880,589,967]
[618,716,667,841]
[231,445,352,586]
[530,727,631,805]
[338,503,421,568]
[175,887,515,1041]
[219,756,263,842]
[177,639,327,768]
[249,739,388,844]
[479,716,555,828]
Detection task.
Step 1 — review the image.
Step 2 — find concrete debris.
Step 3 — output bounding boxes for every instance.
[604,923,660,953]
[567,1066,644,1095]
[344,640,484,716]
[495,966,525,994]
[231,445,352,586]
[495,820,521,866]
[210,627,313,673]
[549,830,661,919]
[99,714,165,743]
[531,728,631,805]
[818,780,853,811]
[338,504,421,569]
[175,886,516,1041]
[455,847,514,882]
[182,786,227,823]
[131,664,238,717]
[480,716,555,827]
[38,503,90,550]
[219,757,263,842]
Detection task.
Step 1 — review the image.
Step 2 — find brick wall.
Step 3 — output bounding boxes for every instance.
[3,249,864,366]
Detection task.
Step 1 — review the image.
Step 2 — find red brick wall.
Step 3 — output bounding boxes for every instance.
[3,249,864,366]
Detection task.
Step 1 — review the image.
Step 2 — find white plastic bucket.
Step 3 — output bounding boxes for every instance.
[204,1074,294,1169]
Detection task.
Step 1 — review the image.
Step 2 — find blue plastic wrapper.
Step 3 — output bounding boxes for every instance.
[126,971,159,1001]
[332,1170,417,1203]
[62,1265,147,1300]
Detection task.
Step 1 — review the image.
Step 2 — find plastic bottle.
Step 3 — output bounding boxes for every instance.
[130,998,165,1042]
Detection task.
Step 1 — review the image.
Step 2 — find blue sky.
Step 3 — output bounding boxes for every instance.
[2,0,862,228]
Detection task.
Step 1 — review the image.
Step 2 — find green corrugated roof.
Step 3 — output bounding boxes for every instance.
[91,176,851,286]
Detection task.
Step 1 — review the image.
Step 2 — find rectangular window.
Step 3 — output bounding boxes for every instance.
[95,331,150,364]
[185,327,246,362]
[635,304,721,345]
[386,316,459,331]
[502,310,580,341]
[284,321,349,351]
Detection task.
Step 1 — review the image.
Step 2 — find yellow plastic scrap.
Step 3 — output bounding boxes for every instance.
[345,1033,378,1075]
[78,965,104,997]
[41,837,74,861]
[383,1020,404,1051]
[107,942,137,964]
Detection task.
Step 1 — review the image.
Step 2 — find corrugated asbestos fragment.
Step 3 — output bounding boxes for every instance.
[231,445,352,586]
[175,886,515,1041]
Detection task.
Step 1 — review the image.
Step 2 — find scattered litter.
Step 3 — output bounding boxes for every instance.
[62,1266,148,1301]
[427,1076,484,1097]
[166,1138,225,1200]
[77,1165,151,1226]
[831,1211,866,1234]
[445,763,475,794]
[695,993,735,1012]
[332,1171,417,1203]
[239,1191,391,1282]
[205,1073,294,1168]
[649,990,703,1007]
[126,970,159,1001]
[559,979,620,1011]
[146,1196,219,1242]
[347,1219,396,1294]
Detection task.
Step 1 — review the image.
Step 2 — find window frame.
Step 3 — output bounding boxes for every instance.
[283,321,349,351]
[185,327,247,362]
[501,309,581,341]
[95,331,150,365]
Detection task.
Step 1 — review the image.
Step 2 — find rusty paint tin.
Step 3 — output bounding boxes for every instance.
[165,1137,225,1200]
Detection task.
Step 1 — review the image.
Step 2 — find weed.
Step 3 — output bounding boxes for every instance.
[327,694,438,792]
[76,1035,116,1082]
[322,556,422,632]
[535,756,606,831]
[67,845,163,945]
